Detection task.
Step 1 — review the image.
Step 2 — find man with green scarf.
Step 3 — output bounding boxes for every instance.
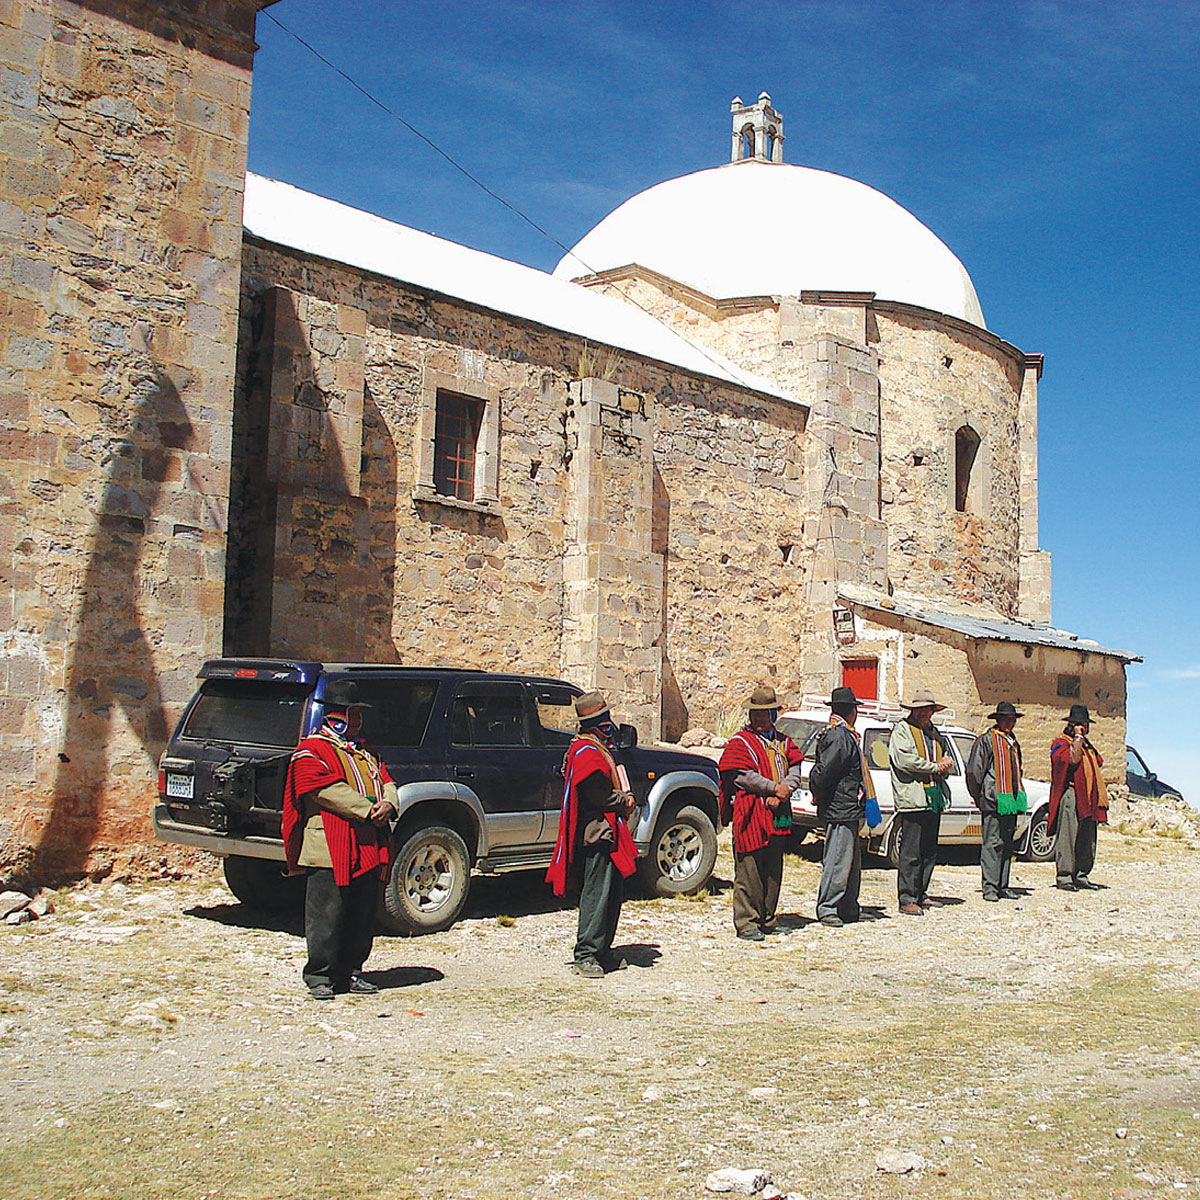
[888,690,955,915]
[966,701,1027,902]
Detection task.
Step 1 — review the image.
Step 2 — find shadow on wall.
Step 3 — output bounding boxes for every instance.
[37,366,193,880]
[225,284,402,662]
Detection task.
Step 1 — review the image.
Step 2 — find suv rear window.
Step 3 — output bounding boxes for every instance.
[776,716,824,755]
[181,680,311,748]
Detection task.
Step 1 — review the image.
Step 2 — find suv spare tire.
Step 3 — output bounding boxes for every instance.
[637,803,718,898]
[381,824,471,935]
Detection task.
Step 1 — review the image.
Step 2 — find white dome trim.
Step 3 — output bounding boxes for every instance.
[553,161,986,329]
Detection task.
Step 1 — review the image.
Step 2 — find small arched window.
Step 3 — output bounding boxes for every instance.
[741,124,755,159]
[955,425,981,512]
[765,126,777,161]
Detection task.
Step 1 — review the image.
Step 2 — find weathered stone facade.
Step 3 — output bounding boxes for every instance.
[0,0,274,877]
[0,16,1134,881]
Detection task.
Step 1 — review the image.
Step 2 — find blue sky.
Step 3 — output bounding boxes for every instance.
[247,0,1200,802]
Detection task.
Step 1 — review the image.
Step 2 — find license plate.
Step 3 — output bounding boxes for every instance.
[166,773,194,800]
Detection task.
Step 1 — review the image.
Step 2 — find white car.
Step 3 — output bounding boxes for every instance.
[776,698,1053,864]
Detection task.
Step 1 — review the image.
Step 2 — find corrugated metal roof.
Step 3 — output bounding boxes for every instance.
[837,584,1141,663]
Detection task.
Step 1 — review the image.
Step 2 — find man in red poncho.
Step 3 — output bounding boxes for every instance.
[546,691,638,978]
[1049,703,1108,892]
[718,685,803,941]
[282,680,397,999]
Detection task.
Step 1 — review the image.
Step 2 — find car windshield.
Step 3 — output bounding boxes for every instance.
[775,717,825,756]
[180,680,310,748]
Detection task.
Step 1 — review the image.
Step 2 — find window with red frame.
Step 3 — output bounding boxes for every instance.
[433,390,484,501]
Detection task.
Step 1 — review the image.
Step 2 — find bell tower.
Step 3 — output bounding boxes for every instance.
[730,92,784,163]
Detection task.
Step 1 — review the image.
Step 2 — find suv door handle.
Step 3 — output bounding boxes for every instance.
[454,767,475,778]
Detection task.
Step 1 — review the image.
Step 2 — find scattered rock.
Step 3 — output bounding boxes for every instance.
[875,1149,927,1174]
[0,890,31,918]
[641,1086,663,1102]
[749,1086,778,1098]
[5,909,33,925]
[1116,1127,1128,1139]
[29,893,55,917]
[705,1166,772,1193]
[681,727,716,747]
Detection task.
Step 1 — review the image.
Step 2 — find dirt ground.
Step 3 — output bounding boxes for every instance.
[2,827,1199,1200]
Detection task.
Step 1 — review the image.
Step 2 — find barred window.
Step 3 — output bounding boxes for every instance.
[433,390,484,502]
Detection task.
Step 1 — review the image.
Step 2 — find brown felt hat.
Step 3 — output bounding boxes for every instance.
[901,689,945,712]
[574,690,610,721]
[747,684,782,710]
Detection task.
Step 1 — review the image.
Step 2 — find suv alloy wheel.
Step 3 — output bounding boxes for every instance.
[381,824,471,935]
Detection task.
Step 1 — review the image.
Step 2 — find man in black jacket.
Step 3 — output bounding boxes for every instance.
[808,686,867,927]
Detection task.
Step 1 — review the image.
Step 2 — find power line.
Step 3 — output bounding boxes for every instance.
[259,9,776,395]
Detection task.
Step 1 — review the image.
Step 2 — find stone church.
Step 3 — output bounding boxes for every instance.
[0,2,1135,878]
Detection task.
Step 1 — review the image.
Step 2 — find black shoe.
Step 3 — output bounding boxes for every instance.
[737,928,765,942]
[572,959,604,978]
[1075,878,1101,890]
[1056,881,1078,892]
[1001,889,1021,899]
[307,983,336,1000]
[819,915,844,927]
[347,975,378,994]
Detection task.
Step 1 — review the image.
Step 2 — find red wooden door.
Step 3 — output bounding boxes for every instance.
[841,658,878,701]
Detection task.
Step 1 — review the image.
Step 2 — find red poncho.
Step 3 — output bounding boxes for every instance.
[546,734,638,897]
[1049,735,1108,829]
[282,725,393,886]
[718,728,802,854]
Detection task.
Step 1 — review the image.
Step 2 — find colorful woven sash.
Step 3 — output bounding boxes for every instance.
[760,733,794,831]
[989,728,1027,815]
[910,723,949,812]
[1074,745,1110,818]
[830,714,881,830]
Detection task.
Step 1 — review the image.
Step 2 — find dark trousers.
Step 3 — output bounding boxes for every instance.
[816,821,862,921]
[897,810,941,906]
[980,812,1018,898]
[303,867,380,991]
[732,836,785,934]
[1055,787,1098,885]
[575,846,623,964]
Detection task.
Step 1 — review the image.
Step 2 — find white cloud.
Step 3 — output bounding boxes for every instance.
[1160,666,1200,681]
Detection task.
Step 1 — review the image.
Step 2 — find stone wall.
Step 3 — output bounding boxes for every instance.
[874,306,1026,614]
[232,241,828,737]
[0,0,269,878]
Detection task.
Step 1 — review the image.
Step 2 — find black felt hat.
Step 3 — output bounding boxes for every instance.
[830,686,859,709]
[987,701,1023,720]
[1067,703,1091,725]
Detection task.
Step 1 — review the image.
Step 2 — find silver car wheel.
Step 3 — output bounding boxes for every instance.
[404,844,455,913]
[656,820,703,881]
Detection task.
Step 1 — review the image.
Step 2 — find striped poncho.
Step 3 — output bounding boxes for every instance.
[282,720,393,886]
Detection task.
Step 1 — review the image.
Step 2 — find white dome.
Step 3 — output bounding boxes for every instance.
[553,161,986,329]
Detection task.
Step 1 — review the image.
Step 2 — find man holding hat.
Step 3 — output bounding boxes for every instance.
[546,691,638,977]
[1048,703,1108,891]
[282,680,398,999]
[808,686,874,927]
[888,690,955,915]
[966,701,1027,902]
[718,685,803,941]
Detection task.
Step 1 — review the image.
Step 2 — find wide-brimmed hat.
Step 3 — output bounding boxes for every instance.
[574,690,610,721]
[747,684,781,711]
[324,680,373,709]
[902,690,945,712]
[1067,703,1091,725]
[830,685,859,709]
[988,701,1023,721]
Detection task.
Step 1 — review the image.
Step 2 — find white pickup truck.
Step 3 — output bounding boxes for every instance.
[777,698,1054,865]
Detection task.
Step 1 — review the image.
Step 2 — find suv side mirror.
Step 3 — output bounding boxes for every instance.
[617,723,638,750]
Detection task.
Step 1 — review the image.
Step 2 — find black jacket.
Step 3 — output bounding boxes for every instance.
[807,722,866,824]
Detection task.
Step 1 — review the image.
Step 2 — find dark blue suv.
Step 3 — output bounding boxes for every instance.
[154,660,722,934]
